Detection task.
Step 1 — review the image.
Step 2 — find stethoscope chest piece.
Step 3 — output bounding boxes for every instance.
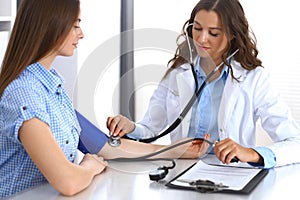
[108,135,121,147]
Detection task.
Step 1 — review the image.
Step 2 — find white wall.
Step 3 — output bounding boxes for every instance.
[75,0,198,135]
[134,0,199,121]
[69,1,300,145]
[74,0,120,132]
[240,0,300,145]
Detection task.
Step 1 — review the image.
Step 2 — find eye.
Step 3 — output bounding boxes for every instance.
[193,26,202,31]
[73,25,81,34]
[209,31,220,37]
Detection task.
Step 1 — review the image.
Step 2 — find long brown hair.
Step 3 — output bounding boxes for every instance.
[166,0,262,79]
[0,0,80,97]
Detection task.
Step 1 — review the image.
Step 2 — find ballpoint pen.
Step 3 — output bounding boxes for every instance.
[196,138,239,163]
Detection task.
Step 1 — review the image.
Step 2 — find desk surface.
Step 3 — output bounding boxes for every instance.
[8,155,300,200]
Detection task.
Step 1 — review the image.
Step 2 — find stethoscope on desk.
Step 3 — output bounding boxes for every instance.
[107,23,239,181]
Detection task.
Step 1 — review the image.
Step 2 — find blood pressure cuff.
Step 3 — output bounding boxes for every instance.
[75,110,108,154]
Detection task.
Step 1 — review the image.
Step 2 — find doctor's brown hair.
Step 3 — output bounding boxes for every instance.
[166,0,262,78]
[0,0,80,97]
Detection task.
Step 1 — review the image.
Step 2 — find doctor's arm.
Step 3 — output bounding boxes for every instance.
[214,138,264,165]
[19,118,107,196]
[107,82,172,139]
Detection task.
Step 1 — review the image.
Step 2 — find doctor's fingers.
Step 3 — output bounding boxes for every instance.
[107,116,135,136]
[106,116,114,129]
[113,115,135,131]
[214,139,239,164]
[106,115,122,135]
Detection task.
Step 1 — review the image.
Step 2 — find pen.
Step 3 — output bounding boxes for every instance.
[194,138,239,163]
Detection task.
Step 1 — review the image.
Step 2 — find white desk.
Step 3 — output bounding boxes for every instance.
[8,155,300,200]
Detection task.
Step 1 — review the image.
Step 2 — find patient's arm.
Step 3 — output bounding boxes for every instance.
[98,137,206,160]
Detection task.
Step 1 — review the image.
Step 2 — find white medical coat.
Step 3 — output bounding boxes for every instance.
[133,60,300,167]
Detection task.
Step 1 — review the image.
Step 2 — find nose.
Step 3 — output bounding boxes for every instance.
[78,28,84,39]
[195,31,208,44]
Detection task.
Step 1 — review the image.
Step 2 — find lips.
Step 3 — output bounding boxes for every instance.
[194,42,210,51]
[73,42,78,48]
[197,44,210,51]
[201,46,210,51]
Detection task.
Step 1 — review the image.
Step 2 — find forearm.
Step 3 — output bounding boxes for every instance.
[19,118,103,196]
[50,161,98,196]
[98,139,165,159]
[98,138,196,160]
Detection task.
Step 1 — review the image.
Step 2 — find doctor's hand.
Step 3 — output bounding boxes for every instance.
[106,115,135,137]
[214,138,263,165]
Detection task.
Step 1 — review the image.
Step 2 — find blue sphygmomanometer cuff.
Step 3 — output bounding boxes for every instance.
[75,110,108,154]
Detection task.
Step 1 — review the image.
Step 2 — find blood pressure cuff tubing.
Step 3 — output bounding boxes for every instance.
[75,110,108,154]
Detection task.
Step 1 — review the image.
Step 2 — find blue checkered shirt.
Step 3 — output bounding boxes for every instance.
[0,63,81,198]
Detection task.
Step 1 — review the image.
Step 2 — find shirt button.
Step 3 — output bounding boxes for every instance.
[65,140,69,144]
[72,128,77,134]
[22,106,27,110]
[70,154,73,157]
[219,128,223,132]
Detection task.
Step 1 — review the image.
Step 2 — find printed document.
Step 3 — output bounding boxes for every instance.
[171,160,262,191]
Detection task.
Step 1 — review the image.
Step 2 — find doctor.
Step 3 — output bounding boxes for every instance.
[107,0,300,169]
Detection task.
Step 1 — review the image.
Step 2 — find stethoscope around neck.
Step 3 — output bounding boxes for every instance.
[106,23,239,182]
[135,23,239,143]
[107,23,239,145]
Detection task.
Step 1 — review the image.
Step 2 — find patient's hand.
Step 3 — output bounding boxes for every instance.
[177,134,211,159]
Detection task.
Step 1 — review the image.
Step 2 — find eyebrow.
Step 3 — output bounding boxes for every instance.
[193,20,222,30]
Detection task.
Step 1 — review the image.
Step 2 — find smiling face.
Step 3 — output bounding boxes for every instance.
[38,14,84,69]
[57,16,84,57]
[192,10,229,66]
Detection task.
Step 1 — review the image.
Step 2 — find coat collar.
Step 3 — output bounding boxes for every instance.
[179,59,248,81]
[230,60,248,82]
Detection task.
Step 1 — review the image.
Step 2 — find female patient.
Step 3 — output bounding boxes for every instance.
[0,0,205,198]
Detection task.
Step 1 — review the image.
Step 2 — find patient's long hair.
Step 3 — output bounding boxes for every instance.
[0,0,80,97]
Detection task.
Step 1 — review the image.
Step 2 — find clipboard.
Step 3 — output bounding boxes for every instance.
[165,160,268,194]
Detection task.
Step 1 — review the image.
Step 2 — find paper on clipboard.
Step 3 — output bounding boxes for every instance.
[170,160,263,191]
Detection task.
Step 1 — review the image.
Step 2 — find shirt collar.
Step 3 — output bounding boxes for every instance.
[195,56,230,82]
[26,62,64,94]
